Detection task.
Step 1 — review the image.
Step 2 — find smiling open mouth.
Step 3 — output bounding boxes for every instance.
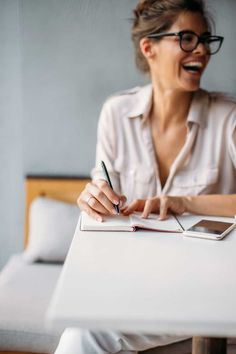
[182,61,203,73]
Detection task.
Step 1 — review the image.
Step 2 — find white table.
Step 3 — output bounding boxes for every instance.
[47,214,236,353]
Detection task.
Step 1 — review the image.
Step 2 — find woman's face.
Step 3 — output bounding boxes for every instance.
[147,11,210,92]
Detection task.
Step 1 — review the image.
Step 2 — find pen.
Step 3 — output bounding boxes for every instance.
[101,160,120,214]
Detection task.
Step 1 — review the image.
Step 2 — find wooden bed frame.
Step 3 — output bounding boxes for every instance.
[0,175,90,354]
[24,175,90,247]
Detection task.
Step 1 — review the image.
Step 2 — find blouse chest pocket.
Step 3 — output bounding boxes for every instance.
[172,168,219,195]
[115,162,156,202]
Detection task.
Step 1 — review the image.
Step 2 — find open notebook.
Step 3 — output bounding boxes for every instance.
[80,211,183,233]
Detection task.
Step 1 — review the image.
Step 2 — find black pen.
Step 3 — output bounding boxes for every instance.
[101,160,120,214]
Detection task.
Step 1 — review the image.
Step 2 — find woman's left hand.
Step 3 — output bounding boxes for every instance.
[121,196,186,220]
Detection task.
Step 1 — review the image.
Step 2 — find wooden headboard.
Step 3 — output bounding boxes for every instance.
[24,176,90,247]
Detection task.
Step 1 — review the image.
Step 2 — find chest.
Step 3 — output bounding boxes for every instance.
[151,124,188,186]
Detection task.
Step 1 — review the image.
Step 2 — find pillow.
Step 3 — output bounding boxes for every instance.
[23,197,80,263]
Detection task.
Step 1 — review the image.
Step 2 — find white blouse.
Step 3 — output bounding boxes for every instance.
[91,84,236,203]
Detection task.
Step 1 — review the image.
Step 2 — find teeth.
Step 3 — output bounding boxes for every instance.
[183,61,203,68]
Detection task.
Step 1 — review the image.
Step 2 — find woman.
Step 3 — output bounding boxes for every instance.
[56,0,236,353]
[78,1,236,222]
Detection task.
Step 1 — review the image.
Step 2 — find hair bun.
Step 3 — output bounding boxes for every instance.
[135,0,157,17]
[136,0,150,14]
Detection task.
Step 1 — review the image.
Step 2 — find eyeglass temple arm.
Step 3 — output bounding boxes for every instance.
[147,32,179,39]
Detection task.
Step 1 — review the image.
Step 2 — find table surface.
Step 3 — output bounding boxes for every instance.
[46,214,236,337]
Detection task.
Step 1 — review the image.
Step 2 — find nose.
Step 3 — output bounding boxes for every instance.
[192,41,208,55]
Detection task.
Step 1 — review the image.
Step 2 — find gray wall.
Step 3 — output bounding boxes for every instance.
[0,0,236,269]
[0,0,24,269]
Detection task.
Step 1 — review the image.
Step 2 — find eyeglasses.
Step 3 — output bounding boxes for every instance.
[147,30,224,55]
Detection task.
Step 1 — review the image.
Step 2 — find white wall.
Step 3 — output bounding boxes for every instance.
[0,0,24,269]
[0,0,235,269]
[201,0,236,92]
[21,0,144,175]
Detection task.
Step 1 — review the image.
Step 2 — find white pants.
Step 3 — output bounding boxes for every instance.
[54,328,189,354]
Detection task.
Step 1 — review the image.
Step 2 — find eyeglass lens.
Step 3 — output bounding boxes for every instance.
[180,33,221,54]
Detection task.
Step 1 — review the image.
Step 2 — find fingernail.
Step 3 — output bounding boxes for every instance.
[96,216,103,222]
[113,200,119,205]
[112,208,117,215]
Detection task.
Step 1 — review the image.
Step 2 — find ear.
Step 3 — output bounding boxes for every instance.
[139,37,157,59]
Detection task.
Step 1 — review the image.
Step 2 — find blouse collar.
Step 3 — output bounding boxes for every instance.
[127,84,209,128]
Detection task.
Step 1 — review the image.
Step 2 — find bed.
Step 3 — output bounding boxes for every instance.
[0,175,90,354]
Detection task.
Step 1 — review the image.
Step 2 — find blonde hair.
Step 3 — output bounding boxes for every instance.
[131,0,213,73]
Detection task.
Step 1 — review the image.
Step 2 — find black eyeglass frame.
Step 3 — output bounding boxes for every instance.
[147,30,224,55]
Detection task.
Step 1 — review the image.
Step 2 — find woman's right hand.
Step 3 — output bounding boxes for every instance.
[77,179,126,222]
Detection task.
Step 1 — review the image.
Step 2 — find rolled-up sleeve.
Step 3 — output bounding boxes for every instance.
[91,101,121,194]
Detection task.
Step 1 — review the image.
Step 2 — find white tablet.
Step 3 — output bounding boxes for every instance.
[183,219,236,240]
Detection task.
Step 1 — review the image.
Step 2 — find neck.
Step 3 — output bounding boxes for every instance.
[151,79,194,131]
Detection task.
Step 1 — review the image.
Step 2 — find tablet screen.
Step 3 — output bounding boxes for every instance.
[187,220,234,235]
